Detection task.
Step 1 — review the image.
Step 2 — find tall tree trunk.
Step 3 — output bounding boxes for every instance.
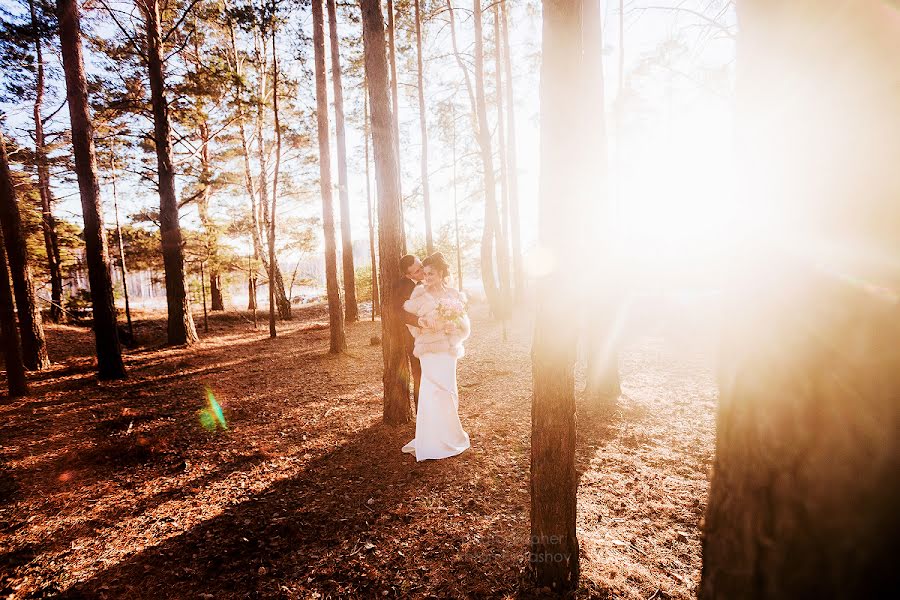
[56,0,125,380]
[312,0,346,353]
[0,132,50,371]
[531,0,583,591]
[139,0,198,346]
[360,0,411,425]
[700,1,900,597]
[326,0,358,322]
[30,0,62,324]
[472,0,509,320]
[0,225,28,398]
[582,0,620,402]
[414,0,433,254]
[385,0,406,252]
[268,26,283,339]
[364,86,380,318]
[452,102,463,291]
[499,0,523,301]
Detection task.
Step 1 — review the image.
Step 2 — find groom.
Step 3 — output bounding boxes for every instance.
[396,254,425,409]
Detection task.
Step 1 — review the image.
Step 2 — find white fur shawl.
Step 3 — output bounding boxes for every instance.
[403,286,471,358]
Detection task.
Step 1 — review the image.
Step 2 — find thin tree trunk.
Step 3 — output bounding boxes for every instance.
[364,86,380,318]
[494,2,510,298]
[30,0,62,324]
[472,0,508,320]
[446,1,476,144]
[197,119,224,312]
[0,132,50,371]
[583,0,620,402]
[110,150,133,342]
[268,26,282,339]
[139,0,198,346]
[312,0,346,353]
[0,225,28,398]
[56,0,125,380]
[253,30,291,321]
[700,1,900,597]
[360,0,411,425]
[386,0,406,252]
[531,0,583,591]
[500,0,523,301]
[452,102,462,291]
[226,6,264,315]
[326,0,358,322]
[414,0,433,254]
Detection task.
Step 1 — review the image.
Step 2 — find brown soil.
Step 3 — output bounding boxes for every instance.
[1,298,716,599]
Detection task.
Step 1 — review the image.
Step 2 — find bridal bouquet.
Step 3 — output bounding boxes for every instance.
[435,297,467,333]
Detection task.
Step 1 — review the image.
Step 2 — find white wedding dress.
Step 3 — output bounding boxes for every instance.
[401,287,471,462]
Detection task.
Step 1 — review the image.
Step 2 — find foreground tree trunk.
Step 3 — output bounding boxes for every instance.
[30,0,62,324]
[582,0,620,402]
[0,226,28,398]
[414,0,433,254]
[499,0,523,301]
[326,0,358,322]
[700,2,900,598]
[139,0,198,346]
[312,0,346,353]
[530,0,583,591]
[57,0,125,380]
[360,0,411,425]
[0,132,50,371]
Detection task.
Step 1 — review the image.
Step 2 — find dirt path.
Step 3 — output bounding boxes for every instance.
[1,299,716,599]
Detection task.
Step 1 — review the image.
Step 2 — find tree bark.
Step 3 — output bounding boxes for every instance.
[530,0,583,591]
[139,0,198,346]
[414,0,433,254]
[472,0,509,320]
[0,132,50,371]
[582,0,620,403]
[360,0,411,425]
[364,86,380,318]
[326,0,358,322]
[700,2,900,598]
[312,0,346,353]
[56,0,125,380]
[499,0,523,301]
[30,0,63,324]
[0,225,28,398]
[385,0,405,252]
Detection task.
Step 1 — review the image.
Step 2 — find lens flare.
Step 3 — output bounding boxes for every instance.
[198,387,228,432]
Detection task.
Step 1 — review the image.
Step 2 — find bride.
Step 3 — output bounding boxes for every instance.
[401,252,471,461]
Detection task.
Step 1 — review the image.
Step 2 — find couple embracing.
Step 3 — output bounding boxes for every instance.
[394,252,471,462]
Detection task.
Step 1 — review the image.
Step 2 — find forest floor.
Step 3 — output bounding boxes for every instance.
[1,295,718,599]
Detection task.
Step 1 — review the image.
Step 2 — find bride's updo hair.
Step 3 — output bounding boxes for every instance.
[422,252,451,280]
